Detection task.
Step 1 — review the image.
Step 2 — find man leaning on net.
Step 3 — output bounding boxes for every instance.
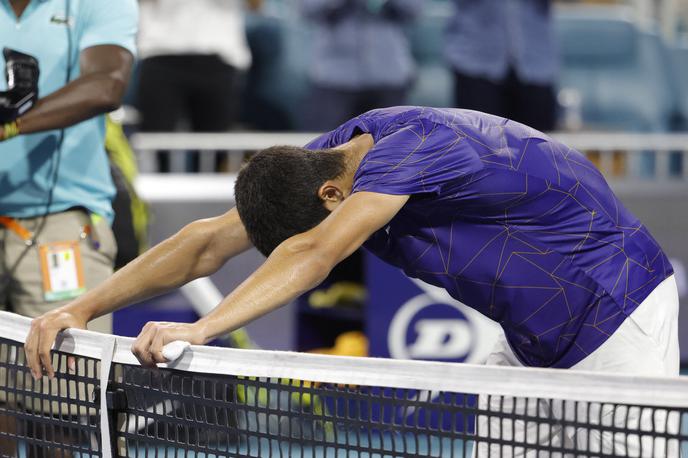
[1,0,137,455]
[26,107,680,456]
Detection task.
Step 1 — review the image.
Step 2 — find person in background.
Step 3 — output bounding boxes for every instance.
[299,0,424,300]
[136,0,261,172]
[0,0,136,335]
[300,0,424,131]
[0,0,137,455]
[445,0,558,132]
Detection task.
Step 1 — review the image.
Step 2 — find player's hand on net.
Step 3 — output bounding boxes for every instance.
[25,309,87,380]
[131,321,205,368]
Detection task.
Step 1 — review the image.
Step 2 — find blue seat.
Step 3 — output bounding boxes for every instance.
[275,19,314,129]
[671,37,688,130]
[555,10,676,133]
[407,4,453,108]
[243,14,312,130]
[555,9,681,176]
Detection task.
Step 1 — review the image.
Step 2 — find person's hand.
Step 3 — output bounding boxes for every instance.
[131,321,206,368]
[24,309,88,379]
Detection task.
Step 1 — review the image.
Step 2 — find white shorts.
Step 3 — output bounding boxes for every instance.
[474,275,681,457]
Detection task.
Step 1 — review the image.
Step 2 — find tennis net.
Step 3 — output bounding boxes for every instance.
[0,310,687,458]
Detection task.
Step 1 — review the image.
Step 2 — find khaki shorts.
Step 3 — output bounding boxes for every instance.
[0,209,116,331]
[0,209,117,415]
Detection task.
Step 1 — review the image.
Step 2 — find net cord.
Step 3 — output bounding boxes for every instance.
[2,310,687,409]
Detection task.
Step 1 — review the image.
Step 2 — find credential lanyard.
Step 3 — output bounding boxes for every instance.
[0,216,34,245]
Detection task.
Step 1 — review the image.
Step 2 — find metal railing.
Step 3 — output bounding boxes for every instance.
[131,132,318,175]
[130,131,688,180]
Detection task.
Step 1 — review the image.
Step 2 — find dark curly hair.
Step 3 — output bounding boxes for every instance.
[234,145,347,257]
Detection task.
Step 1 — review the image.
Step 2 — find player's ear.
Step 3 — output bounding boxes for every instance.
[318,181,345,210]
[318,181,344,201]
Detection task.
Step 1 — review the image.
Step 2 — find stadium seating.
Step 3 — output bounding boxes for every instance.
[406,3,454,108]
[130,3,687,138]
[555,8,676,133]
[242,13,300,130]
[672,36,688,130]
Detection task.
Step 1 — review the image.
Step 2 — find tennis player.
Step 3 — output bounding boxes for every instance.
[26,107,679,455]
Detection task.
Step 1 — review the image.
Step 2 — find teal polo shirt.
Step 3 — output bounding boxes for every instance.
[0,0,138,223]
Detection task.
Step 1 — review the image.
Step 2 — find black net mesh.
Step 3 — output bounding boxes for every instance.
[1,334,687,457]
[109,362,688,458]
[0,337,102,457]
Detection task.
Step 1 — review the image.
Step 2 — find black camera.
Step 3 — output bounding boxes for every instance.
[0,48,40,123]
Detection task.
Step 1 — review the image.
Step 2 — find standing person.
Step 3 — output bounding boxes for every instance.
[301,0,424,131]
[445,0,558,131]
[300,0,424,297]
[28,107,678,455]
[136,0,261,172]
[0,0,137,455]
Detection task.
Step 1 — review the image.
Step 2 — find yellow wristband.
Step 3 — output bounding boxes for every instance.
[1,120,20,141]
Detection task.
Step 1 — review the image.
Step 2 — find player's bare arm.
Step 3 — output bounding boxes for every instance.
[25,131,375,377]
[2,45,133,137]
[131,192,409,368]
[25,208,251,379]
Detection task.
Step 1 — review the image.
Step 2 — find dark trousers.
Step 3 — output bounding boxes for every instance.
[302,84,408,132]
[137,55,240,172]
[137,54,239,131]
[453,68,557,132]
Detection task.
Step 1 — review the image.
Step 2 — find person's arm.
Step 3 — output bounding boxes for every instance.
[24,208,251,379]
[131,192,409,367]
[3,45,133,137]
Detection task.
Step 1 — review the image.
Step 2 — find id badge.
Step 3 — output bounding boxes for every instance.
[39,241,86,302]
